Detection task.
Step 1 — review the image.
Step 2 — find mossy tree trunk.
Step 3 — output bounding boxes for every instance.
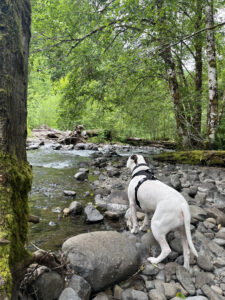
[0,0,32,299]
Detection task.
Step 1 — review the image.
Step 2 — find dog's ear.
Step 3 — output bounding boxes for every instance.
[131,154,138,164]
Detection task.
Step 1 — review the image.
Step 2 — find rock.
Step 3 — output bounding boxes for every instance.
[205,207,225,226]
[213,257,225,268]
[92,292,109,300]
[197,254,214,271]
[33,271,64,300]
[122,289,149,300]
[74,169,89,181]
[170,238,183,254]
[170,174,181,191]
[215,228,225,240]
[69,201,83,214]
[195,272,215,289]
[212,238,225,246]
[201,284,224,300]
[104,211,120,221]
[186,297,208,300]
[113,285,123,299]
[164,262,178,282]
[74,143,86,150]
[162,282,177,298]
[142,264,160,276]
[203,220,215,229]
[68,274,91,300]
[106,190,129,213]
[106,166,120,177]
[176,265,195,295]
[62,231,140,292]
[148,289,166,300]
[189,205,207,221]
[64,190,76,197]
[63,208,70,215]
[59,288,81,300]
[84,203,104,223]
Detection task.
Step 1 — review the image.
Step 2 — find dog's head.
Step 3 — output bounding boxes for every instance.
[126,154,147,171]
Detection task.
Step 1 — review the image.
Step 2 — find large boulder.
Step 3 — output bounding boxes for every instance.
[62,231,140,292]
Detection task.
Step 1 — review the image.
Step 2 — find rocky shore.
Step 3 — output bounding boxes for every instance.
[22,127,225,300]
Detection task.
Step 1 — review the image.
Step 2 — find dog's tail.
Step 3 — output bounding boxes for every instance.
[182,203,198,257]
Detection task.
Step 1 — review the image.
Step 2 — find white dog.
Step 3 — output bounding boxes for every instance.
[127,154,198,269]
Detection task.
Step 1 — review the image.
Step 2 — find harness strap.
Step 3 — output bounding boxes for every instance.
[132,169,157,208]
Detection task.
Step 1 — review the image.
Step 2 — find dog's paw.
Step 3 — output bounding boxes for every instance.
[131,226,139,234]
[147,257,158,264]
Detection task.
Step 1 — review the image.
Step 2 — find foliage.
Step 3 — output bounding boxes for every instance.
[28,0,225,147]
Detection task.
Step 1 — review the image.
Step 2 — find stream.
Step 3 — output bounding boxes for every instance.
[27,147,130,251]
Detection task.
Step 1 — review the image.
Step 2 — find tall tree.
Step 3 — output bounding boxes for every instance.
[205,0,219,145]
[0,0,32,298]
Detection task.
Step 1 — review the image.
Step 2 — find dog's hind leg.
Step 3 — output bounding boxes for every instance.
[147,221,171,264]
[140,213,151,232]
[130,199,139,234]
[178,226,190,270]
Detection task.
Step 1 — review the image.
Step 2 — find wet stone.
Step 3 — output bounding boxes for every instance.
[176,265,195,295]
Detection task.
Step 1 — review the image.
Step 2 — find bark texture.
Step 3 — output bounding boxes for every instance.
[0,0,31,161]
[193,0,203,134]
[0,1,31,299]
[161,49,188,147]
[205,0,218,144]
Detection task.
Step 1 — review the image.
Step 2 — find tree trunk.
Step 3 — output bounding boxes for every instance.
[0,0,32,299]
[205,0,218,145]
[161,49,189,147]
[193,0,203,134]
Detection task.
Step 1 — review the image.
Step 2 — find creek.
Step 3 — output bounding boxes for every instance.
[27,147,133,251]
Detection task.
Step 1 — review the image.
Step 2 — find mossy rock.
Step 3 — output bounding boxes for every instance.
[152,150,225,167]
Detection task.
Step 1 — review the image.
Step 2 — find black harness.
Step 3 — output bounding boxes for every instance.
[131,163,157,208]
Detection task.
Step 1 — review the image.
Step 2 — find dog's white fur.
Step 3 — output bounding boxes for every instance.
[127,154,198,269]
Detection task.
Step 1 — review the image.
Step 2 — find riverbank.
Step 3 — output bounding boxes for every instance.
[22,138,225,299]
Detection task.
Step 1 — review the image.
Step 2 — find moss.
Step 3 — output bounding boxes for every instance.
[152,150,225,166]
[0,152,33,295]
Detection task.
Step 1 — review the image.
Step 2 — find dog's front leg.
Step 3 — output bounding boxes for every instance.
[130,200,139,234]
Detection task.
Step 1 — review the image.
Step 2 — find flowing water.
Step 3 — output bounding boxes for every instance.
[27,148,123,251]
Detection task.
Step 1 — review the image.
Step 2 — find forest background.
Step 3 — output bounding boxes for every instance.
[28,0,225,149]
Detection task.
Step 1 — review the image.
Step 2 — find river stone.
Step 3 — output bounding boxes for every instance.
[122,289,149,300]
[176,265,195,295]
[74,171,88,181]
[195,271,215,289]
[148,289,167,300]
[64,190,76,197]
[62,231,140,292]
[215,228,225,240]
[205,207,225,225]
[106,166,120,177]
[59,288,81,300]
[92,292,110,300]
[170,174,181,191]
[186,297,208,300]
[197,254,214,271]
[84,203,104,223]
[201,284,224,300]
[33,271,64,300]
[162,282,178,298]
[189,205,207,221]
[68,274,91,300]
[69,201,83,214]
[106,190,129,212]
